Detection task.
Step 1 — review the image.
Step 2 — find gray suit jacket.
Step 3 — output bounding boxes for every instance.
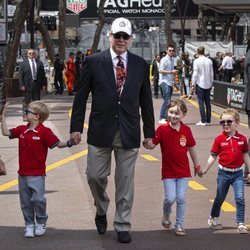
[19,59,46,91]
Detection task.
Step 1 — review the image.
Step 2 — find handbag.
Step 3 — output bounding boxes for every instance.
[0,158,6,175]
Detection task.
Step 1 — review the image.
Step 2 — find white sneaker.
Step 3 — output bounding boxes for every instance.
[208,217,223,230]
[196,121,206,126]
[159,119,167,124]
[24,225,34,238]
[35,223,47,236]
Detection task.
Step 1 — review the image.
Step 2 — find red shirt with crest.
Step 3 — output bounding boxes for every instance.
[152,122,196,179]
[211,131,248,168]
[9,123,59,176]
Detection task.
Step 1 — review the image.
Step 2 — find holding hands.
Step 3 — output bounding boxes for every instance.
[143,138,156,149]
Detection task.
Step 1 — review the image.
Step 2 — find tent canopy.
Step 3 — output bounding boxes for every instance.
[192,0,250,13]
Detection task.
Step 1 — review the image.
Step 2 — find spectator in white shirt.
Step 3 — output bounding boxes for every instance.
[191,46,214,126]
[219,51,234,83]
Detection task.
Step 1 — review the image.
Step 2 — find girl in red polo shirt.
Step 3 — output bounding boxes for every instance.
[144,99,202,236]
[201,108,250,234]
[1,101,74,238]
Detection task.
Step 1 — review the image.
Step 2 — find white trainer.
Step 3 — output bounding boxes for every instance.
[25,225,34,238]
[208,217,223,230]
[196,121,206,126]
[35,223,47,236]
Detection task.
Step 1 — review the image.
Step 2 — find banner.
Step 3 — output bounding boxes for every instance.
[77,0,198,19]
[211,81,245,111]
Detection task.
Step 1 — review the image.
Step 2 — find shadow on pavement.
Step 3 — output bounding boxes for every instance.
[0,227,249,250]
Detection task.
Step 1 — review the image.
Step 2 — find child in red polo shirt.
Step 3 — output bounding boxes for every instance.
[201,108,250,234]
[1,101,74,238]
[144,99,202,236]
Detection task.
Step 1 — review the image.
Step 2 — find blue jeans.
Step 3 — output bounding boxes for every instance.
[210,169,245,224]
[159,82,173,120]
[196,85,211,123]
[163,178,188,228]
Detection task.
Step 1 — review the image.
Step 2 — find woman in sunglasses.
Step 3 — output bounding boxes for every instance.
[200,108,250,234]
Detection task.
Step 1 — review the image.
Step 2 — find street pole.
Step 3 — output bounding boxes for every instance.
[29,0,35,49]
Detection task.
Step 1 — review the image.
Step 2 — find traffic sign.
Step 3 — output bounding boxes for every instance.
[66,0,87,15]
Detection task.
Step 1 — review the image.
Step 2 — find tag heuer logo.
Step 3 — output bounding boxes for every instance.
[66,0,87,15]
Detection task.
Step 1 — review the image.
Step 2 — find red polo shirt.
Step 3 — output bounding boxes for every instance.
[211,131,248,168]
[10,123,60,176]
[152,122,196,179]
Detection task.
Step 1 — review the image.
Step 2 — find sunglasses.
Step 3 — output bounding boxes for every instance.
[168,50,175,52]
[219,120,234,126]
[25,109,38,115]
[113,33,131,40]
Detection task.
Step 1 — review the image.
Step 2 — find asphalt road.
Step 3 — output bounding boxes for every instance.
[0,92,250,250]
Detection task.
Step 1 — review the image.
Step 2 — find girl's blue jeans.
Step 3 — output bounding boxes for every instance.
[211,169,245,224]
[163,178,188,228]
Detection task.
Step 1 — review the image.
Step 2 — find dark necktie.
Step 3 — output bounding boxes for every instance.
[116,56,126,95]
[32,60,37,80]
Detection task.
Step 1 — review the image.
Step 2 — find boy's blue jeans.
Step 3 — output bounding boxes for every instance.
[211,169,245,224]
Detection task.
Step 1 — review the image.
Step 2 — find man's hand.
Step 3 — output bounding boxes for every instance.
[172,69,179,75]
[0,159,6,176]
[143,138,156,149]
[70,132,81,145]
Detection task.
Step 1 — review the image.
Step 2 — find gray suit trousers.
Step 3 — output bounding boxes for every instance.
[86,130,139,232]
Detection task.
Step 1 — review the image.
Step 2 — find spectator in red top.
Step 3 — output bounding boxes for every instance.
[201,108,250,234]
[65,52,75,95]
[1,101,74,238]
[144,99,201,236]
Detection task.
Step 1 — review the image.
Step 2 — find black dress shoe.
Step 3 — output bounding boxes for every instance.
[95,214,107,234]
[117,231,131,243]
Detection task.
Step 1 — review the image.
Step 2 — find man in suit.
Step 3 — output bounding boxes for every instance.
[19,49,46,114]
[53,53,64,95]
[243,33,250,130]
[70,17,155,243]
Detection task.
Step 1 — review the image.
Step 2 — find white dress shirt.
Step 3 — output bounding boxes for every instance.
[192,55,214,89]
[28,58,37,80]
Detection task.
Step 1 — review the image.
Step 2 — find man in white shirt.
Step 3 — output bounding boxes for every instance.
[219,51,234,83]
[191,46,214,126]
[158,45,179,123]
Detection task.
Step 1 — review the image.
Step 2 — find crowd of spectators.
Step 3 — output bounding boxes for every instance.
[151,49,247,99]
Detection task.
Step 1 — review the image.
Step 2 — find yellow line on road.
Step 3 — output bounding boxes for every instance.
[209,199,236,212]
[0,149,88,192]
[0,179,18,192]
[141,154,159,161]
[46,149,88,171]
[188,180,208,190]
